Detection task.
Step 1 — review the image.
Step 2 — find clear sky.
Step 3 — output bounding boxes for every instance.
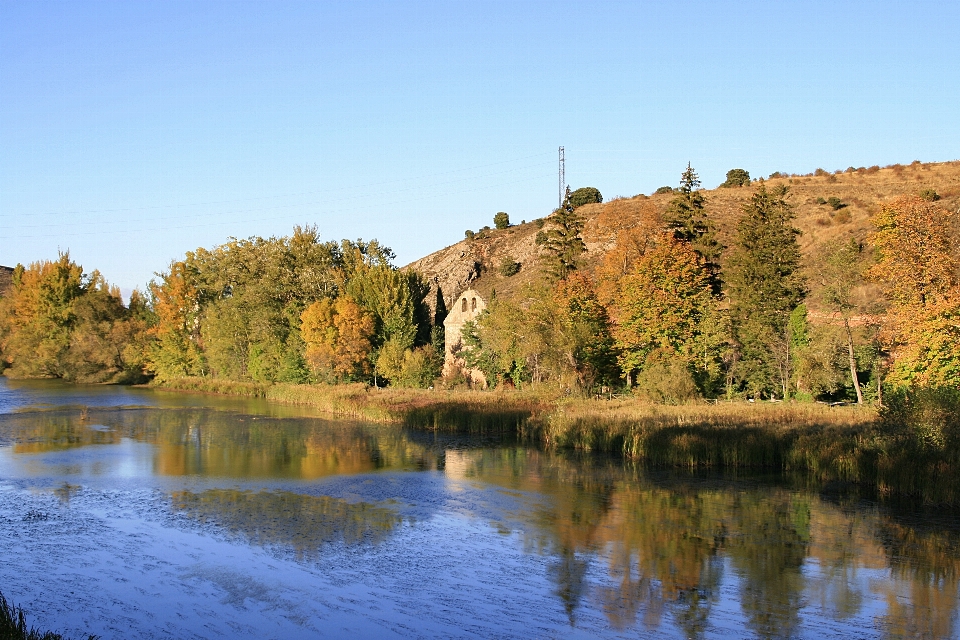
[2,0,958,293]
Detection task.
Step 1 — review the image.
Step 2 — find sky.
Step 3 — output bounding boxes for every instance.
[2,0,959,294]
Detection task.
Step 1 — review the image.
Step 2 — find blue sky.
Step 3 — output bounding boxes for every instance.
[2,0,958,293]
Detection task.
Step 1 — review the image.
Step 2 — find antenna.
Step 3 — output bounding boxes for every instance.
[558,146,565,208]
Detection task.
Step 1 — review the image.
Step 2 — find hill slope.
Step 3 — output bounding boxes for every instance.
[407,160,960,312]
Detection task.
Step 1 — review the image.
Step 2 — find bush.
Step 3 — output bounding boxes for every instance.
[493,212,510,229]
[499,258,520,277]
[769,171,785,179]
[814,168,829,177]
[719,168,750,188]
[465,230,475,240]
[880,387,960,452]
[827,196,844,210]
[569,187,603,208]
[654,186,675,195]
[534,231,547,246]
[919,188,940,202]
[816,196,827,205]
[633,359,700,404]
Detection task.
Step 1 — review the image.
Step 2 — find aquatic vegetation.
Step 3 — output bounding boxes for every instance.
[0,591,98,640]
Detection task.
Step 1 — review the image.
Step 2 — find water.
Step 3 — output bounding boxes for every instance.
[1,378,959,639]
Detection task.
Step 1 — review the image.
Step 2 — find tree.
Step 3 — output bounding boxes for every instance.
[541,187,587,281]
[301,296,375,381]
[720,169,750,188]
[726,184,805,398]
[663,163,722,294]
[809,239,872,403]
[612,235,714,385]
[569,187,602,209]
[493,212,510,229]
[870,195,960,388]
[554,274,620,389]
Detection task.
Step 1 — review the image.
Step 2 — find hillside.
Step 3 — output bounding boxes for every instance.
[407,160,960,314]
[0,265,13,295]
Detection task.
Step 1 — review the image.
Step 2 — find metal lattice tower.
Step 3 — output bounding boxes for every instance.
[558,146,565,208]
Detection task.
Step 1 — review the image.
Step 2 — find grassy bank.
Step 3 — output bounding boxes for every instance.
[155,378,960,505]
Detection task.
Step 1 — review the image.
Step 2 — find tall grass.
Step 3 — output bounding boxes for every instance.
[0,591,98,640]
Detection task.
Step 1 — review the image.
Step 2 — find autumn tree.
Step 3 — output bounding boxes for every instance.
[726,183,805,399]
[301,296,375,381]
[613,235,715,387]
[0,253,149,382]
[870,195,960,388]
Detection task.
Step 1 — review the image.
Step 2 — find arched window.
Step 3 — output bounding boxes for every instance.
[471,298,477,312]
[461,298,467,312]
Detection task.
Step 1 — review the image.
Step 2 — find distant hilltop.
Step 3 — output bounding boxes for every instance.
[0,265,14,294]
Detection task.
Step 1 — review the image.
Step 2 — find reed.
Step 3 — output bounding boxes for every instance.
[0,591,98,640]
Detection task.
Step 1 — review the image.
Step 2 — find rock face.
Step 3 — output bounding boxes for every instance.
[0,265,14,295]
[442,288,487,387]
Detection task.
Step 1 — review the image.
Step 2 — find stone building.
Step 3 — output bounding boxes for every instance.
[442,288,487,386]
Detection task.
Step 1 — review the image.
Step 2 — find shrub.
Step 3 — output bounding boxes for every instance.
[465,230,475,240]
[769,171,784,179]
[569,187,603,208]
[534,231,547,246]
[499,258,520,277]
[719,168,750,188]
[827,196,844,210]
[834,210,852,224]
[535,218,546,229]
[919,188,940,202]
[654,186,675,195]
[633,359,700,404]
[814,168,829,177]
[816,196,827,205]
[493,212,510,229]
[866,165,880,173]
[880,387,960,452]
[845,166,856,173]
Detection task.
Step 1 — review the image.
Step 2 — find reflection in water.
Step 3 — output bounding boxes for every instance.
[172,489,403,557]
[446,448,960,638]
[2,405,960,637]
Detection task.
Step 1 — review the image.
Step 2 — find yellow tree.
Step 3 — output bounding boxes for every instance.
[870,195,960,387]
[301,296,374,381]
[613,235,714,384]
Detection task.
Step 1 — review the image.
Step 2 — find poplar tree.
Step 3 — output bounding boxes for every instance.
[726,183,805,398]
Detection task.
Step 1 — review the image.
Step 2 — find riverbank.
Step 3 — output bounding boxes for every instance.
[153,378,960,506]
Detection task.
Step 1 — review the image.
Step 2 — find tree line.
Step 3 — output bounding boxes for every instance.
[0,170,957,400]
[462,167,959,401]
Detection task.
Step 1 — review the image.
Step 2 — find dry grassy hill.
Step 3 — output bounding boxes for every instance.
[407,160,960,314]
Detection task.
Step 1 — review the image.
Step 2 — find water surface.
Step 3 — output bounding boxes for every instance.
[1,377,958,638]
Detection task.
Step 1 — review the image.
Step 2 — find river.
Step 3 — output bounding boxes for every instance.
[0,377,958,639]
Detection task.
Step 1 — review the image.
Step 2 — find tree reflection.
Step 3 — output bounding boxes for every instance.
[171,489,403,557]
[448,448,960,637]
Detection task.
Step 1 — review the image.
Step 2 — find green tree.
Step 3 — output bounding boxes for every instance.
[493,212,510,229]
[569,187,603,208]
[726,183,806,399]
[663,163,722,294]
[541,187,587,281]
[720,169,751,188]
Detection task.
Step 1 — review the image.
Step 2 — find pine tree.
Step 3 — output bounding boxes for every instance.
[663,163,722,293]
[726,183,805,398]
[541,187,586,281]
